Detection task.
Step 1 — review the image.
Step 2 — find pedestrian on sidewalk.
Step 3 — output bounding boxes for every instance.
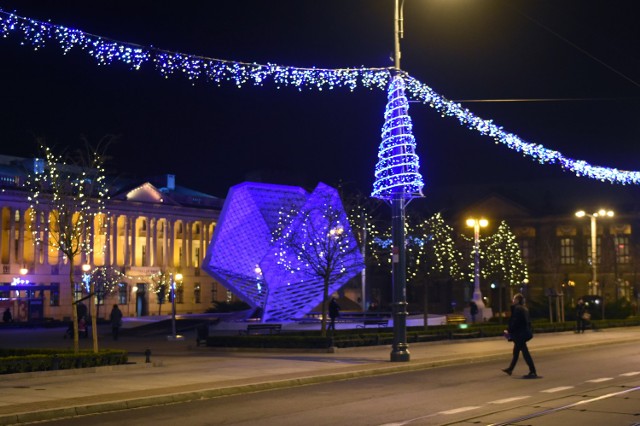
[328,297,340,331]
[3,307,12,323]
[469,300,478,324]
[110,304,123,340]
[502,293,537,378]
[575,298,588,333]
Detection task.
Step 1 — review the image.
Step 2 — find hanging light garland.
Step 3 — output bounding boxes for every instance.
[1,8,639,185]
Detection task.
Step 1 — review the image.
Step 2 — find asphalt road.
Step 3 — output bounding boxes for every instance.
[33,340,640,426]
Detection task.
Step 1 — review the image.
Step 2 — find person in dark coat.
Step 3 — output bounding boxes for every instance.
[110,304,123,341]
[3,307,12,323]
[502,293,537,378]
[469,300,478,323]
[328,298,340,331]
[575,298,587,333]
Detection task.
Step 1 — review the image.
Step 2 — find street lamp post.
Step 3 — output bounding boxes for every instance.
[575,209,614,319]
[466,218,491,320]
[167,272,184,341]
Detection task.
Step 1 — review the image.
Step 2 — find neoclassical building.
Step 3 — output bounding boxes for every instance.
[0,155,224,321]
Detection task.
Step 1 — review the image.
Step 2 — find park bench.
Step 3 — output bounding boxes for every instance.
[356,319,389,328]
[445,314,466,325]
[240,323,282,335]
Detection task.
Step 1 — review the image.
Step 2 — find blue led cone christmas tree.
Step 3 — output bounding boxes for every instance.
[371,74,424,362]
[372,75,424,200]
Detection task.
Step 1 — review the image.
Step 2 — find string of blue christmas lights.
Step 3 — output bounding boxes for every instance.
[2,8,639,185]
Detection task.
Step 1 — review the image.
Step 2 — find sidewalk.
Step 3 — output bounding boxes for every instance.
[0,323,638,425]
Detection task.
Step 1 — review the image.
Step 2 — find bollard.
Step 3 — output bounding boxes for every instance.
[144,348,151,363]
[51,355,60,370]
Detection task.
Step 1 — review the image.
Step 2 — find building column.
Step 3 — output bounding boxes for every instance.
[151,218,158,267]
[145,217,151,267]
[104,214,112,267]
[167,220,174,268]
[130,217,137,267]
[42,210,50,266]
[181,222,187,269]
[123,216,130,267]
[17,209,25,266]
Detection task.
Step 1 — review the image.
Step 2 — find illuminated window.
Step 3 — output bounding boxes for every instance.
[49,283,60,306]
[560,238,575,265]
[118,283,127,305]
[194,283,201,303]
[615,235,630,264]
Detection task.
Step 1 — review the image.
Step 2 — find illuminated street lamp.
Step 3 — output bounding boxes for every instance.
[167,272,184,341]
[466,218,489,316]
[575,209,614,318]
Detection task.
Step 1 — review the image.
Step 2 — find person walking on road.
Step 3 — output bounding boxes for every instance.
[502,293,537,378]
[110,304,123,340]
[328,297,340,331]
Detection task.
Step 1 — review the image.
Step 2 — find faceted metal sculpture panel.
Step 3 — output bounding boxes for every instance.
[203,182,363,322]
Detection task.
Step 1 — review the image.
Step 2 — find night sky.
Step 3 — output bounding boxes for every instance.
[0,0,638,202]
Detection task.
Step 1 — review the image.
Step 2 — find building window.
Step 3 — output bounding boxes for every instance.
[74,283,83,302]
[614,235,630,264]
[118,283,128,305]
[584,237,602,264]
[519,239,532,265]
[194,283,201,303]
[49,283,60,306]
[211,284,218,304]
[176,283,184,304]
[560,238,575,265]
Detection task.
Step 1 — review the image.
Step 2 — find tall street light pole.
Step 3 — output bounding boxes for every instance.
[466,218,489,317]
[390,0,411,363]
[575,209,614,319]
[168,272,184,341]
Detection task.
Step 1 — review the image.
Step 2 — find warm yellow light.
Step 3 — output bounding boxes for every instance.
[82,263,91,272]
[467,218,488,228]
[175,273,183,282]
[575,210,586,218]
[19,267,28,275]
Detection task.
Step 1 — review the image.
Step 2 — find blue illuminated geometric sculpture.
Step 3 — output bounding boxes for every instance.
[202,182,363,322]
[372,75,424,200]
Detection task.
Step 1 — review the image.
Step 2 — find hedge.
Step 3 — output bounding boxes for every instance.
[205,317,640,349]
[0,349,128,374]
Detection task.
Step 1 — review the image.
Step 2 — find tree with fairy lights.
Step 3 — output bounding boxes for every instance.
[484,221,528,323]
[273,187,364,337]
[340,185,386,311]
[408,213,463,329]
[25,139,111,353]
[151,271,171,316]
[374,213,463,329]
[86,267,121,320]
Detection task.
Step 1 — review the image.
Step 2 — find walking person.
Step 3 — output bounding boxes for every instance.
[110,304,123,341]
[328,297,340,331]
[502,293,538,378]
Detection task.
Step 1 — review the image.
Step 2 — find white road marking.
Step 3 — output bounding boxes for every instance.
[586,377,613,383]
[488,396,530,404]
[620,371,640,377]
[541,386,574,393]
[439,406,481,415]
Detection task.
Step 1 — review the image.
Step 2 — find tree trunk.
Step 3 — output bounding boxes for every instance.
[90,281,98,353]
[422,282,429,331]
[320,277,330,337]
[69,258,79,353]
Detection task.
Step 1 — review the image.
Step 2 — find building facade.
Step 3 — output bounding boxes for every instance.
[0,155,225,321]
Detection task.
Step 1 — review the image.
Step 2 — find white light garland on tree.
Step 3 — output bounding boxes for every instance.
[2,8,639,185]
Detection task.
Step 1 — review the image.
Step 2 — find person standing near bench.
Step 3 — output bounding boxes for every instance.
[110,304,123,341]
[328,297,340,331]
